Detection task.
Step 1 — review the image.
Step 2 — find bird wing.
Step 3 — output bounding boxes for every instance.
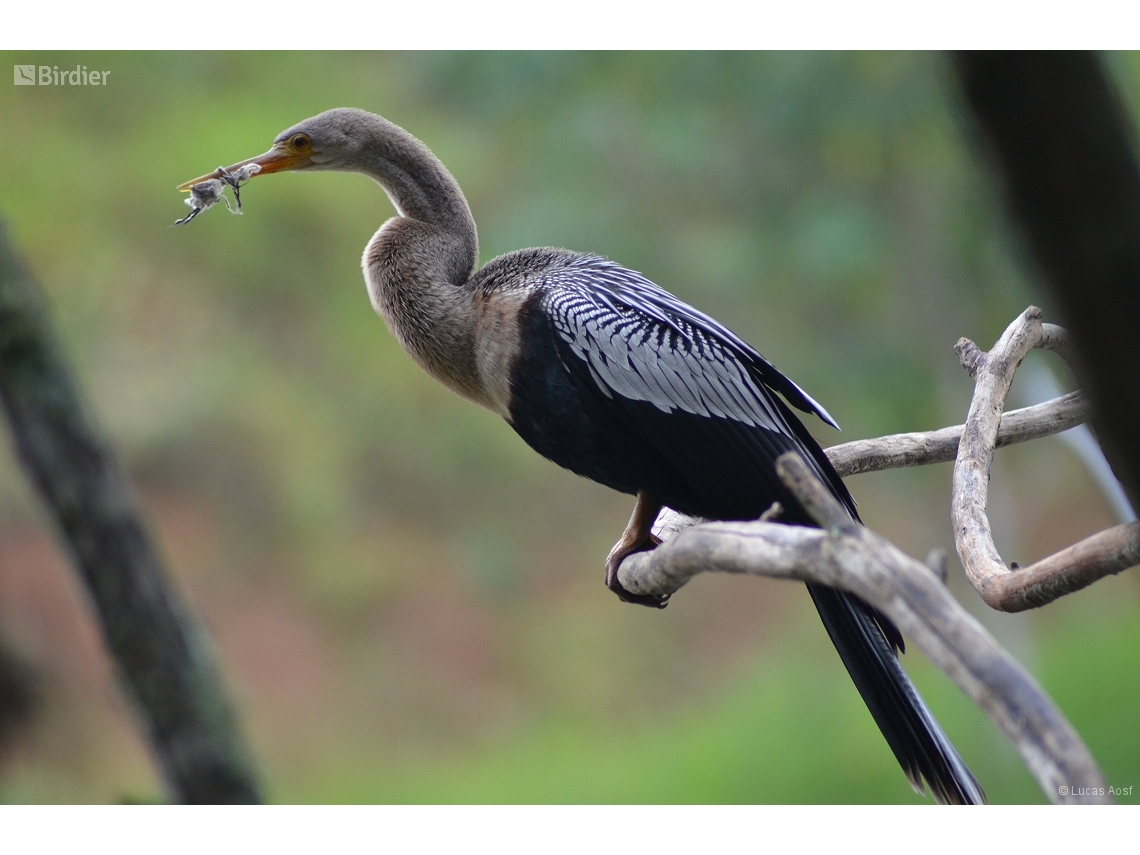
[542,254,840,428]
[537,254,856,521]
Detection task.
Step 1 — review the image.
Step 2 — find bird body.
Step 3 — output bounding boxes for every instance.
[470,249,831,518]
[180,107,983,804]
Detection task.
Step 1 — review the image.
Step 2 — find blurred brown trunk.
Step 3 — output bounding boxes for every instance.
[0,220,261,803]
[952,51,1140,509]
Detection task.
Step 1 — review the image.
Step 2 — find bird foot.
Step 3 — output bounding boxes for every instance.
[605,533,669,609]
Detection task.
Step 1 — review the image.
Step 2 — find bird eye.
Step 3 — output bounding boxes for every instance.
[291,134,310,150]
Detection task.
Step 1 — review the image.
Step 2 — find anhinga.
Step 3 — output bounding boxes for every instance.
[180,108,984,804]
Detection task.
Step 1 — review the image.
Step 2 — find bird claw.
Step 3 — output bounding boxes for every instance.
[604,533,668,609]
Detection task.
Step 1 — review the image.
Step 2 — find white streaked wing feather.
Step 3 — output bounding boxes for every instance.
[542,272,779,432]
[551,255,841,430]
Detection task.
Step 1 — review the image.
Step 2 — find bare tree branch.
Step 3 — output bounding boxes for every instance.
[0,221,261,803]
[826,391,1089,478]
[628,305,1133,802]
[653,384,1090,541]
[952,307,1139,612]
[619,453,1111,804]
[655,307,1134,618]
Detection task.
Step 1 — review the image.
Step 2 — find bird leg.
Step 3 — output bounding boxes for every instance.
[605,491,668,609]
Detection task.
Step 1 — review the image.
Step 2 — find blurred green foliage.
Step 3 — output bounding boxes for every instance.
[1,51,1139,804]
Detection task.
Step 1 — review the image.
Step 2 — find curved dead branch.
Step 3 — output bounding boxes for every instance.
[629,307,1131,803]
[619,453,1111,804]
[952,307,1140,612]
[653,385,1092,541]
[826,391,1089,478]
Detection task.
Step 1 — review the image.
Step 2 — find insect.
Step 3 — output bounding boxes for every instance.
[173,163,261,226]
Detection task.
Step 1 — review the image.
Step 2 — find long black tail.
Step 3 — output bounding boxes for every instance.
[766,395,983,803]
[807,582,985,804]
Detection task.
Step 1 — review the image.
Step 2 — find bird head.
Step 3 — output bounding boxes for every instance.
[178,108,378,192]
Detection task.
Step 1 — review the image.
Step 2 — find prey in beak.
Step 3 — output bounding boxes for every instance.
[172,163,260,226]
[174,135,317,225]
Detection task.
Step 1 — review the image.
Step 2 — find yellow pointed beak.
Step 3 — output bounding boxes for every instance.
[177,145,314,191]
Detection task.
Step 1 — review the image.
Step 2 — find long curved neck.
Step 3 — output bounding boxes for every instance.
[358,116,493,409]
[354,115,478,287]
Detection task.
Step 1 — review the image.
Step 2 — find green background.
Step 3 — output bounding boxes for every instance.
[0,51,1137,804]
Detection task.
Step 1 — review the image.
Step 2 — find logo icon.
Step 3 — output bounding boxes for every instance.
[14,65,36,85]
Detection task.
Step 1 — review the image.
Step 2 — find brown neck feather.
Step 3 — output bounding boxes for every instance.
[357,117,492,409]
[352,114,477,287]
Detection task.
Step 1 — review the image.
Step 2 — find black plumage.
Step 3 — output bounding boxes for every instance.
[494,250,842,521]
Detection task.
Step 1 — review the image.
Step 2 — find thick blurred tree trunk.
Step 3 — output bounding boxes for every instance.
[0,221,261,803]
[953,51,1140,507]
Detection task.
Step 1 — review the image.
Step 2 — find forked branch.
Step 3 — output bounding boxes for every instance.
[617,307,1134,803]
[617,454,1110,804]
[651,385,1092,540]
[952,307,1140,611]
[826,391,1088,478]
